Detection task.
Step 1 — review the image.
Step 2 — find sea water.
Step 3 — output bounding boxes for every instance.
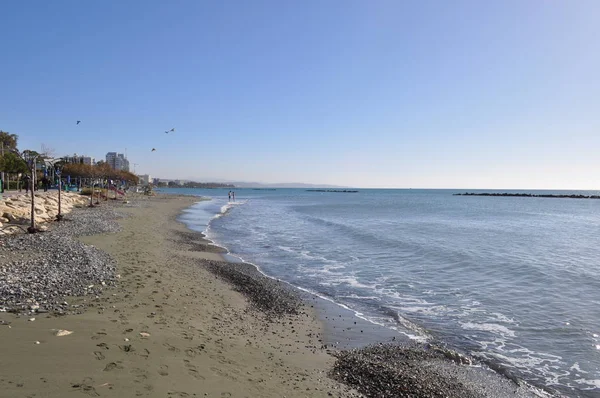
[172,188,600,397]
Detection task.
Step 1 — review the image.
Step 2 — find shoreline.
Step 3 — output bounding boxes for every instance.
[0,194,559,397]
[0,194,358,397]
[176,195,559,398]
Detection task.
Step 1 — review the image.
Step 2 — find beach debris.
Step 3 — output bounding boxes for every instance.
[55,329,73,337]
[35,341,40,344]
[124,338,129,342]
[28,317,35,322]
[140,332,151,338]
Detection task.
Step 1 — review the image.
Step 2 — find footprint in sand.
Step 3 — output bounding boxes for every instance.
[130,368,148,383]
[163,343,180,353]
[93,351,105,360]
[158,365,169,376]
[167,392,190,397]
[210,367,236,381]
[184,345,205,358]
[96,342,109,350]
[183,360,206,380]
[91,331,107,341]
[103,362,123,372]
[72,378,100,397]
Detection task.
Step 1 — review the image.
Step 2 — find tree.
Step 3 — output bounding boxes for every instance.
[0,130,18,150]
[0,152,28,174]
[0,130,20,190]
[63,163,93,179]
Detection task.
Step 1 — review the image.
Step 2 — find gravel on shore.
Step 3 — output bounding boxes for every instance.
[200,259,301,318]
[0,204,122,314]
[331,343,481,398]
[331,343,555,398]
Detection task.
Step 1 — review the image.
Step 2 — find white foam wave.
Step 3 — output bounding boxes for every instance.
[573,377,600,389]
[460,322,516,338]
[334,276,378,290]
[337,294,381,300]
[294,286,429,342]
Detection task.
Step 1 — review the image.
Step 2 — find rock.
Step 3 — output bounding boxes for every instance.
[55,330,73,337]
[139,332,150,338]
[28,317,35,322]
[0,204,119,310]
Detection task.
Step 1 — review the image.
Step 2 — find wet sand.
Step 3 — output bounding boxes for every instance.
[0,195,357,397]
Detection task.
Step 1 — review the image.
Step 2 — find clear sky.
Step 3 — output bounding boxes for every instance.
[1,1,599,189]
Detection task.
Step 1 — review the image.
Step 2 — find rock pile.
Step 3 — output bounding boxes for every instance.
[0,205,120,313]
[0,192,89,234]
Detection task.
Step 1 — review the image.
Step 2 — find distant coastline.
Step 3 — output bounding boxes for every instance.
[306,189,358,193]
[455,192,600,199]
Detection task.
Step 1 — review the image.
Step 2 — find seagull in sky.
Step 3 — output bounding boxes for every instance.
[169,128,175,132]
[76,121,81,125]
[151,148,156,152]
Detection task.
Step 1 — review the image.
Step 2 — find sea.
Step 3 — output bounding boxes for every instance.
[164,187,600,397]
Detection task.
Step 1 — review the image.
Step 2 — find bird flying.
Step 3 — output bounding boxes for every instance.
[169,128,175,132]
[76,121,81,125]
[151,148,156,152]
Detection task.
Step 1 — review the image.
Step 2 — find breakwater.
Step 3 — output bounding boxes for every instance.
[455,192,600,199]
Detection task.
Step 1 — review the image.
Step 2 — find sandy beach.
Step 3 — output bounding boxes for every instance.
[0,194,553,398]
[0,194,358,398]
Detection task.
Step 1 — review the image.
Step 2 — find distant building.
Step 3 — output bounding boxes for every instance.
[64,153,95,165]
[106,152,130,172]
[137,174,152,185]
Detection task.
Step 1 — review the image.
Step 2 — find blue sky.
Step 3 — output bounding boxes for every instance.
[1,1,599,188]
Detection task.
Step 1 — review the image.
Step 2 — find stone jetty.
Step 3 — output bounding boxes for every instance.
[454,192,600,199]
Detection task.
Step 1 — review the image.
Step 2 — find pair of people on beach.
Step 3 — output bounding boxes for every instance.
[228,191,235,202]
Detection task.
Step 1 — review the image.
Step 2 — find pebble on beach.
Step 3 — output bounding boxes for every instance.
[0,204,122,314]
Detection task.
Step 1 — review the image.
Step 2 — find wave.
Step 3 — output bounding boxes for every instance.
[178,193,600,396]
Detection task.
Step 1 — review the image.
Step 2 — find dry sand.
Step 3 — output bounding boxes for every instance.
[0,195,358,397]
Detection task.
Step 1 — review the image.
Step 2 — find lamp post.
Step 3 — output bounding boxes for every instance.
[55,166,63,221]
[45,158,67,221]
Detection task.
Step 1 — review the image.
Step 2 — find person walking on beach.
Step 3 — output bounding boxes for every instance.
[232,191,235,202]
[228,191,231,202]
[23,174,30,194]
